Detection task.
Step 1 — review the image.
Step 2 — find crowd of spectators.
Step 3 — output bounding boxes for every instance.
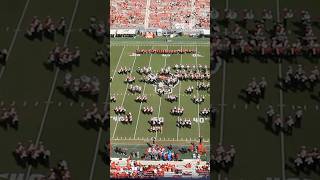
[149,0,209,29]
[110,0,146,28]
[110,0,209,30]
[110,157,209,178]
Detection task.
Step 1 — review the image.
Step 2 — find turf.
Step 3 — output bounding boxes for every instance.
[0,0,107,179]
[110,38,210,160]
[214,0,320,179]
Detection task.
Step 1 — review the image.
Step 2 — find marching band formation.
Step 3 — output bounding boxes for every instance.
[112,60,210,134]
[0,105,18,129]
[213,7,320,173]
[136,49,196,55]
[26,16,66,40]
[265,105,303,134]
[82,103,107,128]
[93,48,108,64]
[293,146,320,172]
[42,160,71,180]
[0,48,8,63]
[142,106,153,114]
[176,118,192,128]
[63,73,100,97]
[48,45,80,66]
[14,141,51,166]
[281,65,319,91]
[213,8,320,59]
[0,2,107,177]
[242,77,267,103]
[212,145,236,170]
[87,17,106,41]
[148,117,164,133]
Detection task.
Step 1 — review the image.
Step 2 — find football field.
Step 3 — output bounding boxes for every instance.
[214,0,320,179]
[110,38,210,159]
[0,0,107,179]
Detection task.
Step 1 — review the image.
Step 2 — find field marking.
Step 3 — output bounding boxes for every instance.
[89,125,103,180]
[110,46,126,85]
[89,41,110,179]
[226,0,229,10]
[276,0,280,22]
[195,45,201,138]
[276,0,286,179]
[25,0,80,179]
[112,137,210,143]
[217,0,229,178]
[113,93,209,97]
[110,42,209,46]
[176,45,184,140]
[155,45,169,139]
[111,46,139,139]
[219,57,226,144]
[279,61,286,180]
[0,0,31,80]
[89,92,108,180]
[133,46,155,139]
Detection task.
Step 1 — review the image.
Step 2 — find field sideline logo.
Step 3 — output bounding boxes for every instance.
[0,173,44,180]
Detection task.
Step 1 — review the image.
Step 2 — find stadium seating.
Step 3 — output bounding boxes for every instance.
[110,0,209,30]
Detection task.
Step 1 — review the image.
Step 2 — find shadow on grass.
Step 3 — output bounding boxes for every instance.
[82,29,105,44]
[77,120,100,131]
[56,86,79,102]
[12,152,50,168]
[286,157,320,176]
[257,116,280,136]
[311,94,320,103]
[57,86,99,102]
[238,89,260,104]
[12,152,27,168]
[98,149,108,165]
[0,121,18,131]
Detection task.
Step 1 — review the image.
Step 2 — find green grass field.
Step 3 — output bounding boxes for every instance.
[214,0,320,179]
[0,0,107,179]
[110,38,210,160]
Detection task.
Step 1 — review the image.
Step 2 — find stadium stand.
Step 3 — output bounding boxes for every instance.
[110,0,210,37]
[110,158,209,178]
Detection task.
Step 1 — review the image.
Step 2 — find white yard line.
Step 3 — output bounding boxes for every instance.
[219,60,226,144]
[133,46,154,139]
[110,46,126,86]
[155,45,169,139]
[24,0,80,179]
[89,125,103,180]
[110,42,210,46]
[276,0,286,179]
[226,0,229,10]
[195,45,201,138]
[218,0,229,178]
[89,90,108,180]
[176,45,183,140]
[279,62,286,180]
[112,46,140,139]
[88,47,125,180]
[276,0,280,22]
[112,137,210,143]
[0,0,31,80]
